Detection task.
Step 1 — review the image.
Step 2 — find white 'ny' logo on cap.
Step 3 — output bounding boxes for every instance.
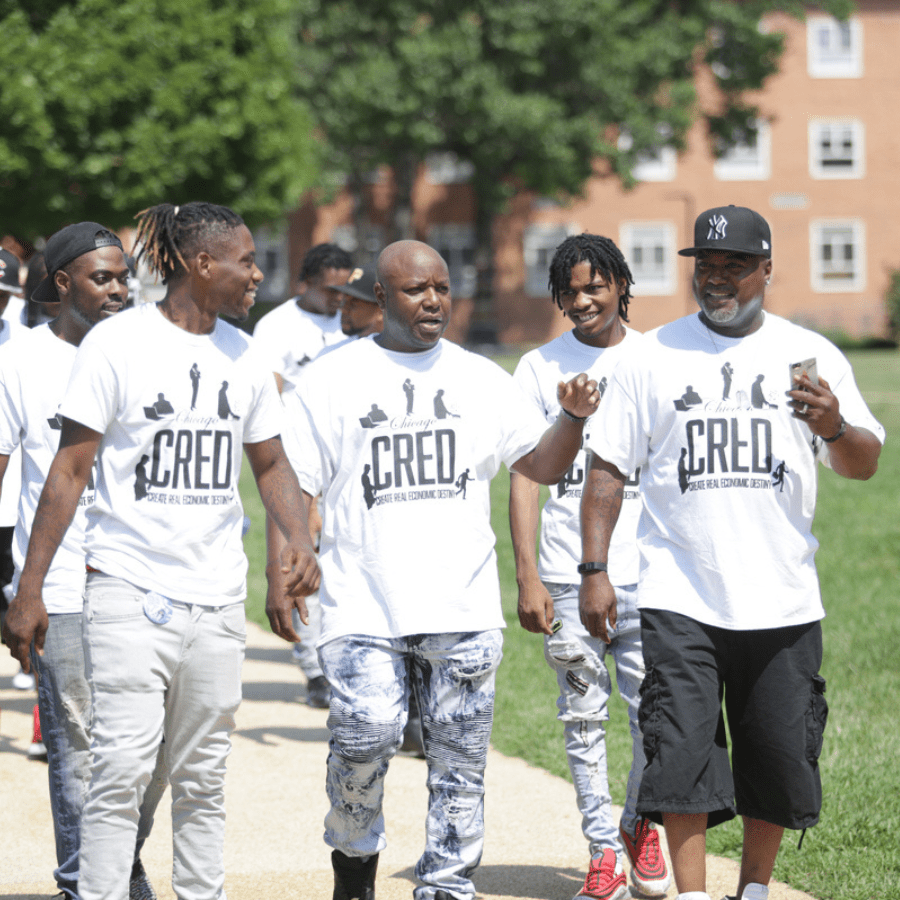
[707,214,727,240]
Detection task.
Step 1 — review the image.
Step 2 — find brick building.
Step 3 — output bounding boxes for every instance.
[269,2,899,345]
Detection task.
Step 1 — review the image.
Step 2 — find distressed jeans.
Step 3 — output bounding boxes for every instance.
[32,612,167,899]
[543,583,645,857]
[319,630,503,900]
[79,574,245,900]
[291,591,324,680]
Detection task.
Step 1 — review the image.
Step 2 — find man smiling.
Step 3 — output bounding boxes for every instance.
[7,202,320,900]
[579,206,883,900]
[271,240,601,900]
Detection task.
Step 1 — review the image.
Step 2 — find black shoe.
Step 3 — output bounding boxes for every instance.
[306,675,331,709]
[332,849,378,900]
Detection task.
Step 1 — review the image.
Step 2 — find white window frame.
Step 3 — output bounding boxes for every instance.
[807,15,863,78]
[620,222,677,297]
[429,224,476,299]
[619,127,677,182]
[714,120,771,181]
[425,152,475,185]
[808,119,865,179]
[809,219,866,293]
[523,224,573,296]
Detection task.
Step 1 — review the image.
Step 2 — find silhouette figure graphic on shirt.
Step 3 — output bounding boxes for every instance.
[296,354,312,369]
[218,381,240,420]
[144,392,175,420]
[721,362,734,400]
[189,363,201,410]
[771,460,788,492]
[674,385,703,411]
[677,447,691,495]
[455,468,471,499]
[434,389,459,419]
[359,404,389,429]
[134,454,151,501]
[403,378,415,414]
[751,374,777,409]
[597,376,608,399]
[361,464,378,510]
[556,466,578,499]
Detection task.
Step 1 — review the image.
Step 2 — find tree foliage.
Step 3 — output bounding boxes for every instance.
[297,0,853,238]
[0,0,320,237]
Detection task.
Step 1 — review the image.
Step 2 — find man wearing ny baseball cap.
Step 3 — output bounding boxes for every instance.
[2,221,164,899]
[579,205,884,900]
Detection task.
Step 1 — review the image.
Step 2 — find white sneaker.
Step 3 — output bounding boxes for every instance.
[12,668,35,691]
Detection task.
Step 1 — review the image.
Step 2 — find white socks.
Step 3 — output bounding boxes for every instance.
[676,893,712,900]
[740,885,769,900]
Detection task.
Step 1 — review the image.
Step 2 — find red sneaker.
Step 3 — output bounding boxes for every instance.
[574,848,628,900]
[620,817,672,896]
[27,703,47,761]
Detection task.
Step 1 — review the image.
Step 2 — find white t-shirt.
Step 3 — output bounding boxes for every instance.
[284,337,548,643]
[0,326,91,613]
[588,312,885,631]
[514,328,643,586]
[61,303,283,605]
[253,299,344,390]
[0,320,23,529]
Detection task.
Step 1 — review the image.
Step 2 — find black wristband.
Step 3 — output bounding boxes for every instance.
[823,416,847,444]
[577,561,608,576]
[560,407,588,423]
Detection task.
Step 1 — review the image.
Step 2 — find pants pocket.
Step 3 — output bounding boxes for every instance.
[804,673,828,764]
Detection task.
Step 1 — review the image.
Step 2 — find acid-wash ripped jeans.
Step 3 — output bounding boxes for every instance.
[543,582,645,859]
[319,629,503,900]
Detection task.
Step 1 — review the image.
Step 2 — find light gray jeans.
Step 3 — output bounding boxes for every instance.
[319,629,503,900]
[79,573,245,900]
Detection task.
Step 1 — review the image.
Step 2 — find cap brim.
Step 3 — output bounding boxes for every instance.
[339,286,378,303]
[31,275,58,304]
[678,245,770,258]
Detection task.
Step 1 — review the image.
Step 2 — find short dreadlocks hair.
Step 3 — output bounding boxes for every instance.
[133,202,245,284]
[299,243,353,283]
[548,233,634,323]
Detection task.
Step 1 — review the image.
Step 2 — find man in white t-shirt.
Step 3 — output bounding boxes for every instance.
[0,222,165,900]
[269,240,600,900]
[253,242,353,392]
[581,206,884,900]
[510,234,670,900]
[4,202,320,900]
[254,242,353,705]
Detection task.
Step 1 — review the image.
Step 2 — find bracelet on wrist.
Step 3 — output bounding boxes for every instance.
[560,407,588,423]
[577,561,608,576]
[823,416,847,444]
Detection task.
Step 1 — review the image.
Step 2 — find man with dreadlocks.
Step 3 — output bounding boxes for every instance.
[509,233,671,900]
[10,202,320,900]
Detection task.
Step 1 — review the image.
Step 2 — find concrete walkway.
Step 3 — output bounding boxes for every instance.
[0,622,817,900]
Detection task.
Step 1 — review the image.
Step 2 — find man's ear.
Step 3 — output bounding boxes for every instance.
[194,250,214,281]
[54,268,71,299]
[374,282,386,310]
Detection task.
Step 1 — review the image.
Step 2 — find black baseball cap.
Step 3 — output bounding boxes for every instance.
[678,205,772,258]
[0,249,23,296]
[31,222,124,303]
[328,263,377,304]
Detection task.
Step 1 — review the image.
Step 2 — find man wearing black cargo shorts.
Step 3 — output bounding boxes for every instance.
[578,206,884,900]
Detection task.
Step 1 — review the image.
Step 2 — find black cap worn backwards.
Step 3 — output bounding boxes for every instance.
[678,205,772,258]
[327,264,378,304]
[31,222,123,303]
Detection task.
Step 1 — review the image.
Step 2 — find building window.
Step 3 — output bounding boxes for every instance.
[714,120,771,181]
[810,220,865,293]
[252,225,289,305]
[619,127,677,182]
[523,224,572,296]
[809,120,865,179]
[330,224,385,264]
[620,223,676,296]
[429,225,476,299]
[425,152,475,185]
[807,16,862,78]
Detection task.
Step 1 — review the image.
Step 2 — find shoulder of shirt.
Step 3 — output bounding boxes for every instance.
[253,298,299,330]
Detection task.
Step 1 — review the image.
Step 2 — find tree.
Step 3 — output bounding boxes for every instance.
[0,0,320,237]
[296,0,852,337]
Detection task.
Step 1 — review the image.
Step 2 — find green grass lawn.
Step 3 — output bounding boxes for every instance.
[240,349,899,900]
